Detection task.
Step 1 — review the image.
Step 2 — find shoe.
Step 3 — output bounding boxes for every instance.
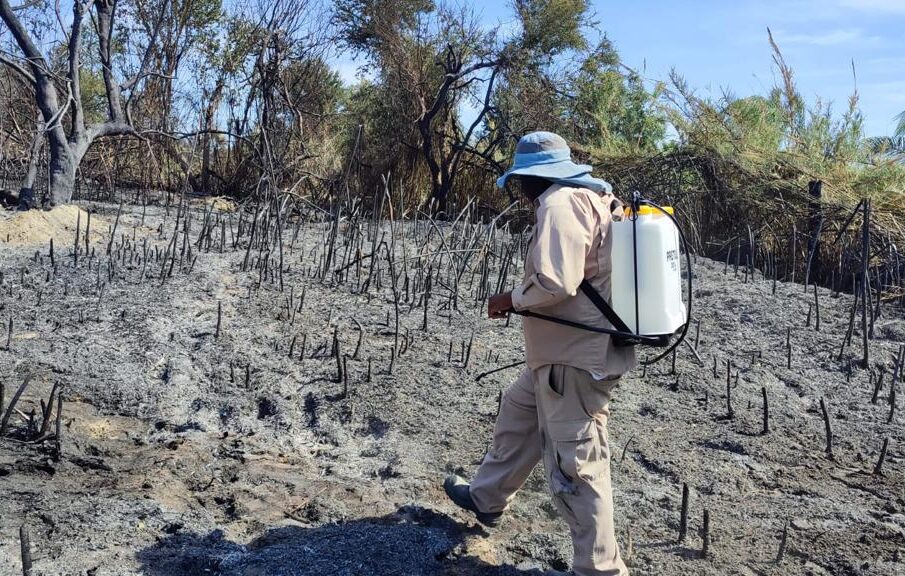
[443,474,503,527]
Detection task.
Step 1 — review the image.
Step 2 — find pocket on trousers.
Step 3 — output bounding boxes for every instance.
[547,419,602,491]
[547,365,565,397]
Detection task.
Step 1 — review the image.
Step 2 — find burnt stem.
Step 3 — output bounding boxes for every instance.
[352,318,364,360]
[871,372,884,404]
[464,331,474,369]
[813,283,821,332]
[861,199,870,368]
[873,437,889,475]
[342,355,350,399]
[726,361,734,419]
[775,521,788,564]
[74,209,81,266]
[215,301,222,339]
[20,524,32,576]
[786,328,792,369]
[820,396,834,460]
[53,391,63,460]
[38,383,60,437]
[334,331,343,383]
[0,374,33,436]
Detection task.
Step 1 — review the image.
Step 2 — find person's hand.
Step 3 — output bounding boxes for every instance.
[488,291,513,319]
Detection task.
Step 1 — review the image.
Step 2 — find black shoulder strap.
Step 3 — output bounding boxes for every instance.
[510,280,661,346]
[579,280,632,334]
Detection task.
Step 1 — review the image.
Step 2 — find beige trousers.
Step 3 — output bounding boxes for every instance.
[470,365,628,576]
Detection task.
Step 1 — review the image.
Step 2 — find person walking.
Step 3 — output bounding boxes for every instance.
[444,132,635,576]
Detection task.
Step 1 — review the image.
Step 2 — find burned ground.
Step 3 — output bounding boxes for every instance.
[0,200,902,576]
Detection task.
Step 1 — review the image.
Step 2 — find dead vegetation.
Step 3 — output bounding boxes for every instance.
[0,184,902,574]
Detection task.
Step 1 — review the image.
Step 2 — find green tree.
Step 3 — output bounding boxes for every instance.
[492,5,665,163]
[868,111,905,156]
[567,38,665,156]
[513,0,591,59]
[334,0,501,213]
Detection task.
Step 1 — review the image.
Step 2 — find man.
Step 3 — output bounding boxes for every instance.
[444,132,635,576]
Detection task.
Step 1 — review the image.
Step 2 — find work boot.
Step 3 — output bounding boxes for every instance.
[443,474,503,527]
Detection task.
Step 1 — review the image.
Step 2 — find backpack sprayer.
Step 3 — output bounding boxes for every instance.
[510,191,692,366]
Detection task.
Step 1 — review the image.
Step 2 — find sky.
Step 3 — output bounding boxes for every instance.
[334,0,905,137]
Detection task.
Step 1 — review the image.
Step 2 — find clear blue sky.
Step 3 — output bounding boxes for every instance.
[335,0,905,137]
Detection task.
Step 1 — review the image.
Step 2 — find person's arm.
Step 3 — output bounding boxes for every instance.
[510,197,597,311]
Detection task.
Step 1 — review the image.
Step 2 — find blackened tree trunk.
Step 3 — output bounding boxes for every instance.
[0,0,165,207]
[415,46,501,218]
[200,79,227,195]
[17,118,44,210]
[48,148,79,206]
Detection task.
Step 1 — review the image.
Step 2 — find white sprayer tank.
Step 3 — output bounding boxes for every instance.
[610,207,687,337]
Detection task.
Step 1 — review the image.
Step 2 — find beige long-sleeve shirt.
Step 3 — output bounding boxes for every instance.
[511,184,637,377]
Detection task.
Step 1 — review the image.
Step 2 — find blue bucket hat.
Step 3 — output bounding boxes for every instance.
[496,131,612,194]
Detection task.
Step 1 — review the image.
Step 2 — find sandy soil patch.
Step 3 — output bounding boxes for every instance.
[0,205,106,247]
[190,196,238,213]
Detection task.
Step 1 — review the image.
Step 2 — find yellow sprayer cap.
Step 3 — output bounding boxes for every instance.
[625,205,674,217]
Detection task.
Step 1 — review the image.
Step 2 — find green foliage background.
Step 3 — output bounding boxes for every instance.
[1,0,903,262]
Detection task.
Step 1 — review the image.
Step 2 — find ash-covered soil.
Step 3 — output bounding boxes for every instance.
[0,200,902,576]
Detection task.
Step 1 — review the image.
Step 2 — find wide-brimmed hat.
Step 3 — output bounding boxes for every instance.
[496,131,611,194]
